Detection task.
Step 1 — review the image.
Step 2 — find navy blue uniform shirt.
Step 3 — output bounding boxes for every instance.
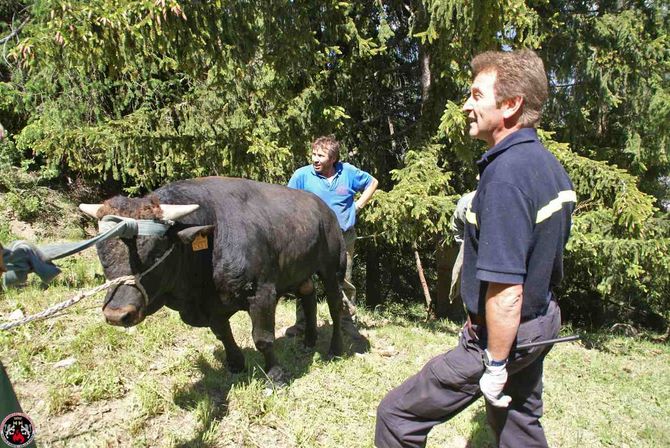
[461,128,576,319]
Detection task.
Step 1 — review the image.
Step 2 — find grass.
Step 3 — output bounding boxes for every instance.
[1,253,669,447]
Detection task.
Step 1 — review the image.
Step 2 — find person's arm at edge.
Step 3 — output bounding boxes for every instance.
[355,177,378,210]
[485,282,523,361]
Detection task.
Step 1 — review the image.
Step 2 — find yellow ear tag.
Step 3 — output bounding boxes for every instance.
[192,234,208,251]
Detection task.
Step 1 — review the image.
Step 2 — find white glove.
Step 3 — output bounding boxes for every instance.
[479,355,512,408]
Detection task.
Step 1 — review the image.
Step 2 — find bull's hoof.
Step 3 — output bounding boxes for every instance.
[303,335,317,349]
[325,350,343,361]
[226,353,245,374]
[266,365,290,387]
[328,338,344,359]
[350,337,371,354]
[300,342,316,354]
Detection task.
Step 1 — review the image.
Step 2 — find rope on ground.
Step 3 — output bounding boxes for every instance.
[0,275,136,331]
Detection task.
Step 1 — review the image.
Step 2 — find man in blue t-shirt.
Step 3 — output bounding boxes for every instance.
[376,50,575,448]
[285,135,378,339]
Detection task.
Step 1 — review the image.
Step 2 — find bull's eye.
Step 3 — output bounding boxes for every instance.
[137,237,170,269]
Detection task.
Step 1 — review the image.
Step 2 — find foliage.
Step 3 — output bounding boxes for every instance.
[535,131,670,326]
[0,219,14,242]
[565,217,670,327]
[0,165,50,221]
[0,0,669,326]
[0,132,21,168]
[538,1,670,199]
[540,130,656,234]
[6,1,368,190]
[364,144,455,245]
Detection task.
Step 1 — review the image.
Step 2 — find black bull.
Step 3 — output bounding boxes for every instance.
[84,177,347,381]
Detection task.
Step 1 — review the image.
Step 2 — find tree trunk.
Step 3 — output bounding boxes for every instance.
[419,50,431,116]
[435,239,466,321]
[416,0,431,124]
[387,115,396,152]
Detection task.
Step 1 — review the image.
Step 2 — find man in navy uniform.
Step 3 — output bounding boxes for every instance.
[375,49,575,447]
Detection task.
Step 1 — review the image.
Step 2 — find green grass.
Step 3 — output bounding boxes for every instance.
[1,257,669,447]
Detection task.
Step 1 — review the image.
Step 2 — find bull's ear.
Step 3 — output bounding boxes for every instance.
[176,225,215,244]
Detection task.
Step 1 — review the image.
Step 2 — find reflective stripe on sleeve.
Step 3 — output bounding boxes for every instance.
[535,190,577,224]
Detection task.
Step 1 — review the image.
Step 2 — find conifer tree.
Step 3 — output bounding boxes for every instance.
[1,0,668,330]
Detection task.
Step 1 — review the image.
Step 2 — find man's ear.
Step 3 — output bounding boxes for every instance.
[502,96,524,120]
[177,225,215,244]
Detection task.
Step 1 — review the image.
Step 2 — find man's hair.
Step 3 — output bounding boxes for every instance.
[311,135,340,162]
[471,49,548,127]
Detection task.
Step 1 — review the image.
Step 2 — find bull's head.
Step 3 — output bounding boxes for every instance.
[80,197,213,327]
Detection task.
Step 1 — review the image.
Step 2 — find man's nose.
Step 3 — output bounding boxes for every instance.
[463,98,473,112]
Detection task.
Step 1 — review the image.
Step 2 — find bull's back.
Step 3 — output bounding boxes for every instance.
[157,176,334,230]
[156,177,342,288]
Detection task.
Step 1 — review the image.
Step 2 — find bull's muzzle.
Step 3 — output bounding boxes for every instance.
[103,304,144,327]
[102,282,148,327]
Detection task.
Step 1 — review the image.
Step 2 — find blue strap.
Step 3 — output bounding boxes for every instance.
[2,241,61,286]
[2,216,172,288]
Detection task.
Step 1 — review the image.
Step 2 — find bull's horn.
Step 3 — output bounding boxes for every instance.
[159,204,200,221]
[79,203,103,218]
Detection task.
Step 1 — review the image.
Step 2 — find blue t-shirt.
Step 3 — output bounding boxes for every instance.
[461,128,575,319]
[288,162,373,231]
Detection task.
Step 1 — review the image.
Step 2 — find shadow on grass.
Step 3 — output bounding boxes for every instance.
[577,330,649,353]
[362,302,463,337]
[171,321,368,447]
[465,408,495,447]
[359,312,462,338]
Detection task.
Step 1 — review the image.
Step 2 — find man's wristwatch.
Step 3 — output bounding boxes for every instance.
[483,349,507,367]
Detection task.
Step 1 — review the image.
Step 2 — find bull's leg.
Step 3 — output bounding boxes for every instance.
[297,279,317,348]
[210,317,245,373]
[322,275,344,357]
[248,283,286,383]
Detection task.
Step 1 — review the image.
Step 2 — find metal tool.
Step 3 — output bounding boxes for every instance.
[515,334,581,350]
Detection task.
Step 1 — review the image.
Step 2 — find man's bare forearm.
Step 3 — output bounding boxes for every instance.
[485,282,523,361]
[355,177,379,210]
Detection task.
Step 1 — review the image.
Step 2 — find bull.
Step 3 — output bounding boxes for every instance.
[79,177,346,382]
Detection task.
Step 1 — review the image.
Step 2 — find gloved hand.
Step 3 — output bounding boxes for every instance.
[479,353,512,408]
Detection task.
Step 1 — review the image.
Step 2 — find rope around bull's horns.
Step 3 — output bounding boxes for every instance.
[0,276,137,331]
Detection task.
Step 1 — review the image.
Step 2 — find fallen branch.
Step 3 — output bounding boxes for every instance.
[413,243,432,319]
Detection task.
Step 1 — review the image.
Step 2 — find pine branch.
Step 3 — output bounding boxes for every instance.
[0,14,30,45]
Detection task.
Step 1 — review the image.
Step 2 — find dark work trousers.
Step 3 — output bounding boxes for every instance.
[1,361,37,447]
[1,361,23,417]
[375,300,561,448]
